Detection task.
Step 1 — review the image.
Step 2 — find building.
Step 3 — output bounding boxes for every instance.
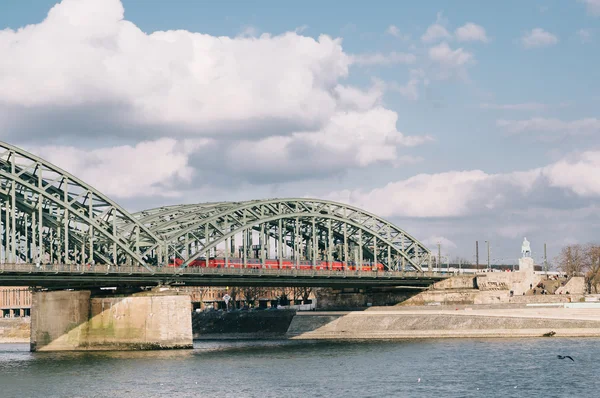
[0,287,31,317]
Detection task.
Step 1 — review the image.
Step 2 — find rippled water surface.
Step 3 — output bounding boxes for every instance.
[1,338,597,397]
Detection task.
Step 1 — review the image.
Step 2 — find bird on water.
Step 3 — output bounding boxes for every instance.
[557,355,574,361]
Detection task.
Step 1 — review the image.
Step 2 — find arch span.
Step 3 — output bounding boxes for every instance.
[0,141,162,270]
[136,199,431,272]
[0,141,431,272]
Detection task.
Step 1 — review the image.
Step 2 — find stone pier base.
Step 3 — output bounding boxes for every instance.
[30,290,193,351]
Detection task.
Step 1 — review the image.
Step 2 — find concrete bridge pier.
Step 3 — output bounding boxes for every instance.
[30,290,193,351]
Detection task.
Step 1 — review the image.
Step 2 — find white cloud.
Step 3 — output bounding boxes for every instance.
[0,0,435,187]
[428,42,473,67]
[238,25,259,37]
[520,28,558,48]
[423,236,457,249]
[497,117,600,137]
[544,152,600,196]
[295,25,309,34]
[225,107,433,178]
[581,0,600,16]
[326,150,600,221]
[455,23,489,42]
[386,25,410,41]
[0,0,355,139]
[421,24,452,43]
[496,225,539,239]
[351,52,416,66]
[389,69,428,100]
[327,170,496,218]
[27,138,210,199]
[333,80,385,111]
[577,28,593,43]
[480,102,562,111]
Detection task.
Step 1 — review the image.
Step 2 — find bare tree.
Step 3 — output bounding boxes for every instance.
[583,244,600,293]
[555,243,600,293]
[555,244,585,276]
[229,287,239,309]
[277,286,293,305]
[241,287,266,307]
[299,287,313,303]
[451,256,472,267]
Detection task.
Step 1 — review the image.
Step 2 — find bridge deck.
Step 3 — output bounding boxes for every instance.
[0,263,449,289]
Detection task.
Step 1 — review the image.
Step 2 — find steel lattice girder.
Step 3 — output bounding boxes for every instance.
[0,141,431,272]
[0,141,162,270]
[136,199,431,271]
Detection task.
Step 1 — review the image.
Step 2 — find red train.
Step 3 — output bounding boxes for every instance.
[168,257,385,271]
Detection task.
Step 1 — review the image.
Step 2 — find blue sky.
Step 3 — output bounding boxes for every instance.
[1,0,599,265]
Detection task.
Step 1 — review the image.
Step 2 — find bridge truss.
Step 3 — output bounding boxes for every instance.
[0,141,431,273]
[131,200,431,271]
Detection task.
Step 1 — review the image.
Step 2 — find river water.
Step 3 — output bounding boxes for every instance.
[0,338,596,397]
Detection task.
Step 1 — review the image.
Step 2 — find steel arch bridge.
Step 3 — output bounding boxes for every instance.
[0,141,431,273]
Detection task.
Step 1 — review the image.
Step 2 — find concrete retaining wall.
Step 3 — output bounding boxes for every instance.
[30,290,90,351]
[85,295,193,350]
[30,290,193,351]
[0,318,30,343]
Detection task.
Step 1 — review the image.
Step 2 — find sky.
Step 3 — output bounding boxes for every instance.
[1,0,599,266]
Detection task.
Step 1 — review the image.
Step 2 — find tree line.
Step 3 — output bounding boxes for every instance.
[227,286,313,308]
[555,243,600,293]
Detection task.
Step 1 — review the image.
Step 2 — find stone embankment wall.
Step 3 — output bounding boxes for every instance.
[316,288,418,310]
[400,290,480,306]
[477,272,542,296]
[430,276,477,290]
[507,294,584,304]
[555,277,586,295]
[192,309,296,339]
[0,318,30,343]
[400,276,480,306]
[398,274,583,307]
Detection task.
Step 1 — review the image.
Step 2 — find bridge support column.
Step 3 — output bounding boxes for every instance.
[30,290,193,352]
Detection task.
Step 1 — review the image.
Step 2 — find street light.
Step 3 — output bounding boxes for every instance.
[485,241,490,271]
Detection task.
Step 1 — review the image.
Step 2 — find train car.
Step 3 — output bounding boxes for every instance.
[169,257,385,271]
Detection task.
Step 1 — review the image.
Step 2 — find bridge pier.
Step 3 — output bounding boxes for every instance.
[30,290,193,351]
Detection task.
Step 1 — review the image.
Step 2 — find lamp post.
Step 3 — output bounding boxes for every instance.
[437,242,441,273]
[485,241,490,271]
[544,243,548,278]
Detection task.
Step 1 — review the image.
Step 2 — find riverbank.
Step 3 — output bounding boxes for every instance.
[6,303,600,344]
[191,302,600,341]
[287,304,600,339]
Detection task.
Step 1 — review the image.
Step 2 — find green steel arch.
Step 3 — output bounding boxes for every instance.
[0,141,162,270]
[136,199,431,272]
[0,141,431,272]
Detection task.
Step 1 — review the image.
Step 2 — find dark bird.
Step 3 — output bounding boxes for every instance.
[557,355,574,362]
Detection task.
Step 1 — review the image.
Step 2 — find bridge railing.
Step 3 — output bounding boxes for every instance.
[0,262,447,279]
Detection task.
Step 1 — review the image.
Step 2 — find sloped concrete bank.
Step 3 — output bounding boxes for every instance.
[286,307,600,339]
